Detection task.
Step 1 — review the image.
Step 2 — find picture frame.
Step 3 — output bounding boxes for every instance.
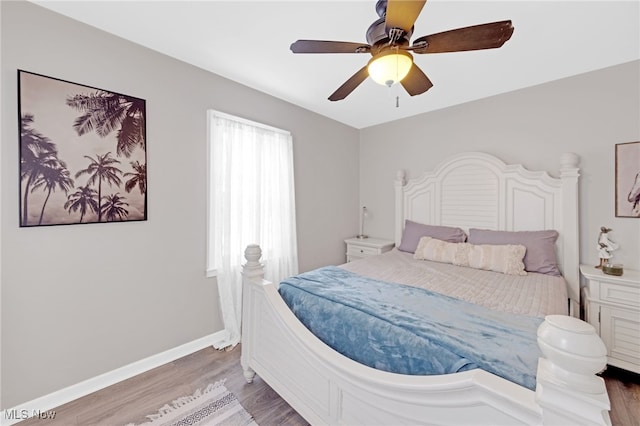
[18,70,147,227]
[615,141,640,218]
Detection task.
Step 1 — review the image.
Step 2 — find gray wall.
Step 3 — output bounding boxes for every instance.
[359,60,640,270]
[1,1,359,408]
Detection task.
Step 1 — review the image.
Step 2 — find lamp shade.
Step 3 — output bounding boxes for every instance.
[367,50,413,87]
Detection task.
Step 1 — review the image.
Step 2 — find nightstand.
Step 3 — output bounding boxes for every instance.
[580,264,640,374]
[344,237,395,262]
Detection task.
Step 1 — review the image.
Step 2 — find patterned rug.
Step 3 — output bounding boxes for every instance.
[127,380,258,426]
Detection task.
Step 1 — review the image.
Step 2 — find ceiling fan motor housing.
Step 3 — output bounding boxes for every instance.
[366,17,412,50]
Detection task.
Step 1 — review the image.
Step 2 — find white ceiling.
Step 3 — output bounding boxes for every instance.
[32,1,640,129]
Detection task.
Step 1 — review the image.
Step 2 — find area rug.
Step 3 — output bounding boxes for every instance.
[127,380,258,426]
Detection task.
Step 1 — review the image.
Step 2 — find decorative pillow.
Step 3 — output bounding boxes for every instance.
[397,220,467,253]
[465,243,527,276]
[467,229,561,276]
[413,237,466,265]
[414,237,527,276]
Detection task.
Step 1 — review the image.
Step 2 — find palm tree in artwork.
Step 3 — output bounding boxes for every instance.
[31,161,75,225]
[64,186,99,223]
[100,193,129,222]
[21,114,57,159]
[20,114,60,226]
[66,91,145,158]
[75,152,123,222]
[124,161,147,216]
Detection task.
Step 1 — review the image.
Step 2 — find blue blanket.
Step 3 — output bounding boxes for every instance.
[278,266,543,390]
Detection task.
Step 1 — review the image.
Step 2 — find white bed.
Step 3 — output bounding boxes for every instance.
[240,152,610,425]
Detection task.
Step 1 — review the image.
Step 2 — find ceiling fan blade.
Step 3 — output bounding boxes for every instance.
[400,64,433,96]
[328,66,370,101]
[412,20,514,53]
[291,40,371,54]
[385,0,427,36]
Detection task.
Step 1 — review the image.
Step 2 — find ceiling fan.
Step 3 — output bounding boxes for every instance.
[290,0,514,101]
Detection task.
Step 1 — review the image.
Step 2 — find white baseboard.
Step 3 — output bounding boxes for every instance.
[0,330,228,426]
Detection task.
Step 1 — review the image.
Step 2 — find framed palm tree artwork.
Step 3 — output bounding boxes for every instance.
[18,70,147,227]
[615,141,640,218]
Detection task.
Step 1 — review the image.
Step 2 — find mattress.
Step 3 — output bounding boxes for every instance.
[340,248,568,318]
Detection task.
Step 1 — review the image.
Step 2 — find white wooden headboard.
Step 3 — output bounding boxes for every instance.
[394,152,581,316]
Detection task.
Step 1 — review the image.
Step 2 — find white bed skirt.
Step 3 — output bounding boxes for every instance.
[240,245,611,426]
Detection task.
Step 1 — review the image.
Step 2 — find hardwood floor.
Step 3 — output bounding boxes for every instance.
[16,346,307,426]
[15,346,639,426]
[602,366,640,426]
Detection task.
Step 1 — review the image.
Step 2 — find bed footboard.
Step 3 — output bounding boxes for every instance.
[240,245,610,425]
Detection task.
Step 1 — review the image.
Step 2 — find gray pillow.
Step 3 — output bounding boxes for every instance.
[398,220,467,253]
[467,229,561,276]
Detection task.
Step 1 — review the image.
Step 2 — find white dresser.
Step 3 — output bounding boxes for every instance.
[580,264,640,373]
[344,237,395,262]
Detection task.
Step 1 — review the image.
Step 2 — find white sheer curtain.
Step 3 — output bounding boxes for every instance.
[208,110,298,348]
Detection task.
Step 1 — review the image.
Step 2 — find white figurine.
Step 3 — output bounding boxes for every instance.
[596,226,619,268]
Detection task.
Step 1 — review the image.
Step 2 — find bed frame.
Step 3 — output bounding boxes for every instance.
[241,152,610,425]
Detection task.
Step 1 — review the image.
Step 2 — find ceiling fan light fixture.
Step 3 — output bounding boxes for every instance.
[367,49,413,87]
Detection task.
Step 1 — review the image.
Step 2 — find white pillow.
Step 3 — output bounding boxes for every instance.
[413,237,465,264]
[414,237,527,276]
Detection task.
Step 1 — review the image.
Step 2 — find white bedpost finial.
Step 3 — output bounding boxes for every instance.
[560,152,579,171]
[243,244,264,280]
[396,169,406,185]
[536,315,610,425]
[244,244,261,263]
[537,315,607,390]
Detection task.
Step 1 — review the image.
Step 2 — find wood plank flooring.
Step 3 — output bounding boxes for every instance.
[15,346,639,426]
[603,366,640,426]
[15,346,307,426]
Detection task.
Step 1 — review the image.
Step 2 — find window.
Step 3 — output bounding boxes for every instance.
[207,110,298,348]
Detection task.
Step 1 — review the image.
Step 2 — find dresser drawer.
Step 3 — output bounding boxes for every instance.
[600,281,640,309]
[347,245,379,257]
